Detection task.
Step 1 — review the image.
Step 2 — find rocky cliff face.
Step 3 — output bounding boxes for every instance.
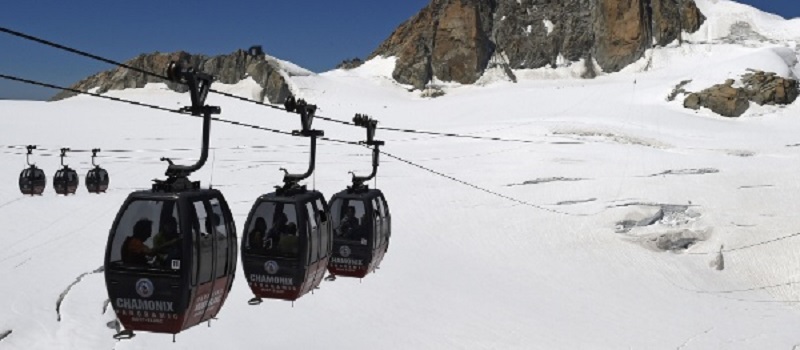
[370,0,494,89]
[371,0,705,89]
[52,49,293,103]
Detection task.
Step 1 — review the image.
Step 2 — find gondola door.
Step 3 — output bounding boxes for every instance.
[368,194,391,270]
[328,197,373,278]
[375,193,391,259]
[301,198,327,293]
[182,196,235,327]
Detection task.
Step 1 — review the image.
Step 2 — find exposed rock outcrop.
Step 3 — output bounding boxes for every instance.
[684,80,750,118]
[52,49,294,103]
[371,0,706,89]
[683,71,798,117]
[742,70,799,105]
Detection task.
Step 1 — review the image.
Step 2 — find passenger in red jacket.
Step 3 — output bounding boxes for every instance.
[121,219,153,266]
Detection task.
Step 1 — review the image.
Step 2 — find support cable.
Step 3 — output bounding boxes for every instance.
[2,73,579,215]
[1,26,548,145]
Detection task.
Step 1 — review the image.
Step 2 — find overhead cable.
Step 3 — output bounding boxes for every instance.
[1,26,546,145]
[1,73,575,215]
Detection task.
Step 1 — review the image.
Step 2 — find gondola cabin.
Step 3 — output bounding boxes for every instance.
[241,190,331,302]
[241,96,332,304]
[326,113,391,279]
[104,186,237,335]
[104,60,236,339]
[327,189,391,278]
[86,168,109,193]
[19,145,46,195]
[86,149,109,193]
[19,167,46,195]
[53,148,78,195]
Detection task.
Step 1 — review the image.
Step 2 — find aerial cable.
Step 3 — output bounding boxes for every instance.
[0,73,294,137]
[378,150,595,217]
[1,73,586,216]
[314,115,546,144]
[0,26,550,145]
[687,232,800,255]
[664,277,800,304]
[0,27,171,80]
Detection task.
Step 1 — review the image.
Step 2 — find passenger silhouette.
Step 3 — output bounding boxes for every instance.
[265,212,288,249]
[121,219,153,266]
[153,216,181,266]
[338,206,360,239]
[278,222,299,257]
[249,217,268,252]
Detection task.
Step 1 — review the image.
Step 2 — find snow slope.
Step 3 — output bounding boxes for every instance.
[2,2,800,349]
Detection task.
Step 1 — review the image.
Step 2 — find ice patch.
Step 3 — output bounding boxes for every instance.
[614,204,710,252]
[508,177,586,186]
[543,19,554,35]
[552,129,670,149]
[513,58,600,80]
[212,77,264,102]
[646,168,719,177]
[556,198,597,206]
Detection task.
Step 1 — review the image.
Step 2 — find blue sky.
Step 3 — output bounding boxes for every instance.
[0,0,796,100]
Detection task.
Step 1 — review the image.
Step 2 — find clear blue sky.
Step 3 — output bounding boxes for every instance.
[0,0,796,100]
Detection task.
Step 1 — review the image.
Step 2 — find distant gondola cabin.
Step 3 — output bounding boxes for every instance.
[53,167,79,195]
[328,189,391,278]
[86,167,109,193]
[19,166,46,195]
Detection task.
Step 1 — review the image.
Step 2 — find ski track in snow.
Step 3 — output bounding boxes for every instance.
[102,299,111,316]
[56,266,104,322]
[676,327,715,350]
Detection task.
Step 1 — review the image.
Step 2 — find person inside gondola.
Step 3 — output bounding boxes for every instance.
[153,216,181,267]
[121,219,154,266]
[265,212,288,250]
[338,206,360,240]
[278,222,299,257]
[248,217,268,252]
[205,214,221,236]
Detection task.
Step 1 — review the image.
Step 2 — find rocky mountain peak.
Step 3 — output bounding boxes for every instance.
[52,48,293,103]
[370,0,706,89]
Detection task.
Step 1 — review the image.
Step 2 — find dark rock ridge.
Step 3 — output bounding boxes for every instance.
[683,71,799,117]
[51,49,295,103]
[337,58,365,70]
[370,0,705,89]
